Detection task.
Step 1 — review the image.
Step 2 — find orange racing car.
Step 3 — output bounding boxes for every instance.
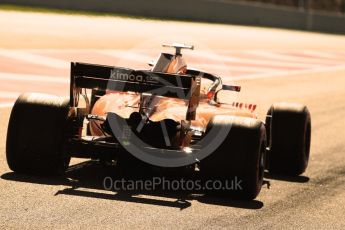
[6,44,311,199]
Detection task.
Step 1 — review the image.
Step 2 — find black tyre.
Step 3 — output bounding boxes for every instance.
[200,115,266,200]
[6,93,71,175]
[266,103,311,175]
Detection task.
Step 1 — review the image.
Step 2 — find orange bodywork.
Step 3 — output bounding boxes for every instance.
[90,54,256,135]
[91,91,256,135]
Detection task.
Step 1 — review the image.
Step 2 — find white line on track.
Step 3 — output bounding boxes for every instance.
[230,64,345,81]
[0,72,68,84]
[0,103,14,108]
[300,51,344,60]
[195,51,324,69]
[190,63,281,73]
[0,50,70,69]
[0,91,21,99]
[244,50,345,66]
[97,50,153,62]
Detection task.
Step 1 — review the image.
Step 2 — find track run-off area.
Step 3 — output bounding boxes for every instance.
[0,48,345,107]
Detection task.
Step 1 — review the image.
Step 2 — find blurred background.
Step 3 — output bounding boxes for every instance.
[1,0,344,34]
[247,0,345,13]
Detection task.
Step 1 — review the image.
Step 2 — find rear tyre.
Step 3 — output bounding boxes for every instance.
[6,93,71,175]
[266,103,311,176]
[200,115,266,200]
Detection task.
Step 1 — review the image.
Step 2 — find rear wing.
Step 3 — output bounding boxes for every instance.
[70,62,200,119]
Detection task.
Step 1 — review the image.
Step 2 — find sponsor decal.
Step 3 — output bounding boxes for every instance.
[110,69,159,84]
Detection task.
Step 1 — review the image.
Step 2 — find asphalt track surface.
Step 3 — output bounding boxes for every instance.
[1,10,345,229]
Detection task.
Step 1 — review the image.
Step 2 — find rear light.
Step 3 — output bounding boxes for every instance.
[207,91,215,100]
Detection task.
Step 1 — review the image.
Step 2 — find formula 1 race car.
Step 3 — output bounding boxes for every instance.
[6,43,311,199]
